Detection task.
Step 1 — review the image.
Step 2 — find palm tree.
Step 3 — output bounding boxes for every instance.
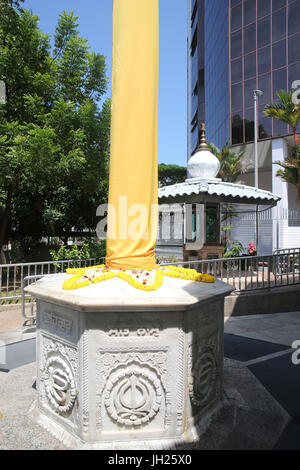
[207,141,247,183]
[264,90,300,200]
[275,146,300,200]
[264,90,300,145]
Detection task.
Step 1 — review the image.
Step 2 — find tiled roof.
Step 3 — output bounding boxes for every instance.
[158,179,281,204]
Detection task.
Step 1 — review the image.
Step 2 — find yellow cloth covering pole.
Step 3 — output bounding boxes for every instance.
[106,0,159,270]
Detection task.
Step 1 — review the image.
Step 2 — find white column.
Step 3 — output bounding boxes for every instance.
[272,138,288,251]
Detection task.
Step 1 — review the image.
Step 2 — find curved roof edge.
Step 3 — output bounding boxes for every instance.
[158,180,281,205]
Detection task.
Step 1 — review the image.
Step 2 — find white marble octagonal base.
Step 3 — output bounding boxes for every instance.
[26,275,233,450]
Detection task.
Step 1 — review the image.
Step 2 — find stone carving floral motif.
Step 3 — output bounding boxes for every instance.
[41,337,78,415]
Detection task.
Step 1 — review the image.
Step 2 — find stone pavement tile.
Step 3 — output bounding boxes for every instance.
[248,353,300,421]
[0,304,35,334]
[224,312,300,346]
[0,414,65,450]
[224,334,288,362]
[175,360,289,450]
[0,328,36,346]
[0,362,36,417]
[0,338,36,372]
[275,421,300,450]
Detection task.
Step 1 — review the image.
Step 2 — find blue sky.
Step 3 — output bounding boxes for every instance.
[23,0,188,167]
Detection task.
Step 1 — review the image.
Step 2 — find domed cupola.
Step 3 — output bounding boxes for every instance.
[187,123,221,181]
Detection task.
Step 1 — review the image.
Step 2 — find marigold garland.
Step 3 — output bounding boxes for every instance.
[62,263,215,292]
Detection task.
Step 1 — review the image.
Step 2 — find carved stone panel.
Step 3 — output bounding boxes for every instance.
[39,301,79,345]
[95,348,169,435]
[39,336,78,425]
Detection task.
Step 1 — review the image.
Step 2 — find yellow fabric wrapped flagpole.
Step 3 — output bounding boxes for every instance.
[106,0,159,270]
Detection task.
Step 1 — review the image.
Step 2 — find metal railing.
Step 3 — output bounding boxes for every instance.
[274,247,300,256]
[0,258,98,302]
[1,250,300,326]
[161,249,300,292]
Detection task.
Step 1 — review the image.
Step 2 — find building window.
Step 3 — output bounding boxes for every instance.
[288,0,300,36]
[243,0,256,26]
[259,105,272,138]
[273,67,287,98]
[231,4,242,31]
[272,9,286,43]
[289,32,300,65]
[231,58,243,83]
[245,108,254,141]
[231,30,242,59]
[272,0,287,13]
[258,16,271,48]
[232,82,243,111]
[258,73,271,104]
[272,40,286,70]
[258,45,271,75]
[289,62,300,89]
[232,113,244,144]
[258,0,270,19]
[244,52,256,79]
[244,23,256,54]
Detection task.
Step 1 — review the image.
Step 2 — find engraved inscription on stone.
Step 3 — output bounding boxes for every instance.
[106,327,160,338]
[43,312,72,334]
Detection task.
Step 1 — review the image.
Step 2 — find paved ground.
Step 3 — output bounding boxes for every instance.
[225,311,300,346]
[0,303,35,334]
[0,310,299,450]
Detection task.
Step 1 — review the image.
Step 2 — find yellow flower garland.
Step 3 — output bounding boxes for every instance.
[62,264,215,292]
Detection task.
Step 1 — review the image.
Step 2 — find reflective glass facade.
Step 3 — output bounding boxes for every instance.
[205,0,229,149]
[187,0,300,155]
[187,0,229,155]
[230,0,300,145]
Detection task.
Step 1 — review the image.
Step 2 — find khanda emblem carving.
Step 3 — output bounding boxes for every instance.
[43,354,77,414]
[104,364,163,426]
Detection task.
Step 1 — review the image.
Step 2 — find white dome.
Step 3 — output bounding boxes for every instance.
[187,124,220,180]
[187,148,220,179]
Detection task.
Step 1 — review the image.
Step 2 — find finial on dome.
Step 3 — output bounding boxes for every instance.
[192,122,209,155]
[198,122,209,150]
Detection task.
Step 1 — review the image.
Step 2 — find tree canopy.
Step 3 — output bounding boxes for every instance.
[158,163,186,187]
[207,141,247,183]
[0,2,111,259]
[264,90,300,200]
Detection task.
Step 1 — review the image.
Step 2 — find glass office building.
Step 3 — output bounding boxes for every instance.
[187,0,300,155]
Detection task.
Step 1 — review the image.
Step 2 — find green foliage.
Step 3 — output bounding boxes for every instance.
[50,239,106,269]
[223,240,243,259]
[158,163,186,187]
[207,141,247,183]
[264,91,300,200]
[264,90,300,145]
[50,243,89,269]
[87,239,106,259]
[274,145,300,200]
[0,5,111,256]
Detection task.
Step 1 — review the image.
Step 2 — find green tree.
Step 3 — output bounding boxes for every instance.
[264,90,300,146]
[207,141,247,183]
[158,163,186,187]
[0,5,110,260]
[274,145,300,200]
[264,90,300,200]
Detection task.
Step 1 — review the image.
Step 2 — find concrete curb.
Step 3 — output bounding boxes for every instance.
[225,285,300,317]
